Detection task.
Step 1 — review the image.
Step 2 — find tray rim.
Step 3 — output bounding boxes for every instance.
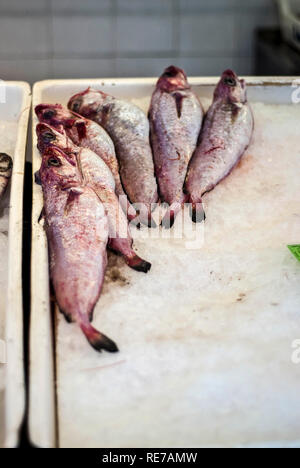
[29,76,300,449]
[3,80,31,448]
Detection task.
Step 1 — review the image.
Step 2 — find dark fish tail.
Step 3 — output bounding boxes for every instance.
[126,254,151,273]
[189,199,206,223]
[161,200,185,229]
[80,320,119,353]
[138,205,157,228]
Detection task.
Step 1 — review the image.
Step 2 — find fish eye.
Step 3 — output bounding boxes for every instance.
[71,99,82,112]
[48,157,61,167]
[43,131,56,142]
[43,109,56,119]
[223,77,236,87]
[0,153,13,172]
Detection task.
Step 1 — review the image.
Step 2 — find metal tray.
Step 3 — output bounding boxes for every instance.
[30,77,300,448]
[0,81,31,448]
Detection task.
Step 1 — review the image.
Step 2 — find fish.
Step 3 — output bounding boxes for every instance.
[149,66,203,228]
[35,103,136,221]
[68,88,158,227]
[37,145,118,352]
[185,69,254,222]
[0,153,13,199]
[36,123,151,273]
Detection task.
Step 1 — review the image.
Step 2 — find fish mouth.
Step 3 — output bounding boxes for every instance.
[158,65,189,92]
[162,65,185,79]
[0,153,13,172]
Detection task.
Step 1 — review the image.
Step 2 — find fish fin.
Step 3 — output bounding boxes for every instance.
[161,210,175,229]
[80,322,119,353]
[75,120,87,140]
[138,209,157,228]
[190,202,206,223]
[172,92,186,118]
[126,254,151,273]
[161,200,185,229]
[61,310,74,323]
[34,170,41,186]
[38,207,45,224]
[64,187,84,215]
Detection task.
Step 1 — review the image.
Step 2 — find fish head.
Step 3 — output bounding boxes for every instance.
[156,66,189,93]
[36,123,69,153]
[38,145,79,189]
[68,88,106,118]
[35,103,71,132]
[214,70,247,103]
[0,153,13,176]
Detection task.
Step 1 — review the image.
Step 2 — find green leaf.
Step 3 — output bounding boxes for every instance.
[287,245,300,262]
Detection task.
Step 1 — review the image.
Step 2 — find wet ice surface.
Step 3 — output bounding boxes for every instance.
[56,99,300,448]
[0,120,17,447]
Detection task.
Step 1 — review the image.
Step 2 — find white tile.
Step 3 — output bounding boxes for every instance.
[235,11,278,56]
[51,0,112,13]
[178,0,237,12]
[234,0,277,10]
[117,0,173,14]
[179,13,236,54]
[0,59,50,83]
[115,57,177,77]
[116,15,173,53]
[177,57,235,77]
[52,16,114,55]
[51,58,115,79]
[0,17,49,57]
[0,0,47,12]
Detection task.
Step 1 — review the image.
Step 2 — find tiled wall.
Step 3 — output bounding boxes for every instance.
[0,0,278,83]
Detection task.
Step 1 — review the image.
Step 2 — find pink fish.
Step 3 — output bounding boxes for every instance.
[36,123,151,273]
[68,88,158,226]
[36,145,118,352]
[185,70,254,221]
[149,66,203,227]
[35,103,136,221]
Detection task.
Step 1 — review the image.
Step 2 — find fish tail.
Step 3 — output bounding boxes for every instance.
[138,206,157,228]
[126,254,151,273]
[80,321,119,353]
[161,197,188,229]
[189,200,206,223]
[161,209,175,229]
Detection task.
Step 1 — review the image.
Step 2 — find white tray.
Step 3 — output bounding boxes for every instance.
[0,82,31,448]
[30,77,300,448]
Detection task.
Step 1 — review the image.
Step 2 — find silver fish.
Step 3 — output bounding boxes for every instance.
[68,88,158,226]
[35,103,136,221]
[37,145,118,352]
[185,69,254,222]
[36,123,151,273]
[149,66,203,227]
